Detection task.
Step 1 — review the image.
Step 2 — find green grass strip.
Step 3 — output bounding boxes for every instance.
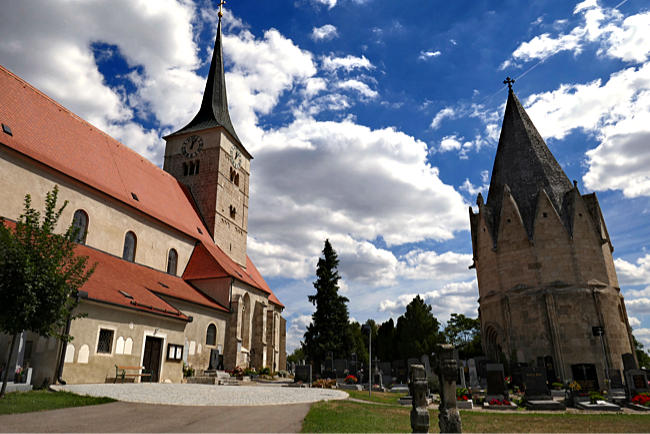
[0,390,115,415]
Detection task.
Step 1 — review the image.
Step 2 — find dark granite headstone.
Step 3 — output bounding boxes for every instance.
[486,363,506,398]
[522,367,550,400]
[625,369,649,397]
[294,365,312,383]
[334,358,347,378]
[380,362,391,376]
[609,370,624,389]
[622,353,637,371]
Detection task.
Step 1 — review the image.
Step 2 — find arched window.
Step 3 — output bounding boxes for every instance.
[167,249,178,275]
[206,324,217,346]
[122,231,137,262]
[71,210,88,244]
[189,162,195,175]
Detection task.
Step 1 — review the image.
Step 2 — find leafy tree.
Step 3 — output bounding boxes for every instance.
[302,239,351,371]
[348,321,368,367]
[361,319,378,360]
[444,313,483,359]
[287,347,305,365]
[0,187,95,398]
[395,295,443,359]
[633,335,650,369]
[376,318,396,362]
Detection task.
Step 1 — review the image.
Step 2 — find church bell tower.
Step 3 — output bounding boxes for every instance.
[163,10,251,267]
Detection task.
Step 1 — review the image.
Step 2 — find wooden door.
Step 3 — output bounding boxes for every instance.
[143,337,163,382]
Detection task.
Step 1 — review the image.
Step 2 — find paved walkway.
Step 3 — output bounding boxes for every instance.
[52,383,348,406]
[0,401,311,433]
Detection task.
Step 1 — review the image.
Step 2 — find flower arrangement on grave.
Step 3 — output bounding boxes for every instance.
[243,367,257,376]
[182,363,194,378]
[488,398,511,406]
[228,366,245,378]
[631,393,650,407]
[568,381,582,392]
[313,378,337,388]
[344,374,357,384]
[551,382,564,390]
[589,391,604,404]
[456,387,470,401]
[14,367,24,383]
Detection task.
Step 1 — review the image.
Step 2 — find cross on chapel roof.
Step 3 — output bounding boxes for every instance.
[503,77,515,91]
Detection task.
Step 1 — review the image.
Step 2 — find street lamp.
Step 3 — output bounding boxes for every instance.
[362,324,372,398]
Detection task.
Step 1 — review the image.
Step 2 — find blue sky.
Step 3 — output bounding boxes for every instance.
[1,0,649,352]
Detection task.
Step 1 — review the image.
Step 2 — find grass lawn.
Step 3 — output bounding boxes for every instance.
[0,390,115,415]
[302,400,650,433]
[345,390,406,405]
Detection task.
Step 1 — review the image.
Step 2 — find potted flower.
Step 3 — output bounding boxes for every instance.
[589,391,604,405]
[14,367,24,383]
[630,393,650,410]
[344,374,358,384]
[456,387,473,409]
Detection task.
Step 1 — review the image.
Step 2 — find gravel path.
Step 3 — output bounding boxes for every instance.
[52,383,348,406]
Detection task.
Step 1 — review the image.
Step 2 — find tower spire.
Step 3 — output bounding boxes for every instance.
[168,0,242,147]
[485,86,573,239]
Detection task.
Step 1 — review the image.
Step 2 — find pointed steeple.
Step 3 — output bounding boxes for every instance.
[169,14,242,147]
[486,86,573,239]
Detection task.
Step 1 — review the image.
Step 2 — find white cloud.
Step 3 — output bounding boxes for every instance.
[312,0,337,9]
[615,254,650,287]
[286,314,312,352]
[419,50,441,61]
[460,179,488,198]
[501,2,650,69]
[311,24,338,41]
[337,79,378,99]
[633,327,650,347]
[322,54,374,72]
[439,136,462,152]
[629,316,641,328]
[430,107,455,129]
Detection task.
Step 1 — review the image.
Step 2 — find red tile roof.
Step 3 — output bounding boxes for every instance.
[1,219,227,318]
[0,64,283,309]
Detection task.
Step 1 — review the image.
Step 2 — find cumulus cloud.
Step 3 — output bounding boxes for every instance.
[501,1,650,69]
[337,79,378,99]
[322,54,374,72]
[615,254,650,287]
[633,327,650,347]
[312,0,338,9]
[430,107,455,130]
[311,24,338,41]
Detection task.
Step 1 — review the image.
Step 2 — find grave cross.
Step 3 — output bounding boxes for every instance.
[503,77,515,90]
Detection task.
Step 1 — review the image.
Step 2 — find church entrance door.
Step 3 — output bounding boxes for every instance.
[143,336,163,382]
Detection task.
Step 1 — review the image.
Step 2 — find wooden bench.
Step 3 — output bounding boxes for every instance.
[114,365,151,383]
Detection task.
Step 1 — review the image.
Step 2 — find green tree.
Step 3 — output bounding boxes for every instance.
[395,295,443,359]
[444,313,483,359]
[633,335,650,369]
[348,321,368,367]
[376,318,396,361]
[302,239,351,372]
[0,187,95,398]
[287,347,305,365]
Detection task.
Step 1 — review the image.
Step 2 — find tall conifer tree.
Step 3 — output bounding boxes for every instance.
[302,239,351,371]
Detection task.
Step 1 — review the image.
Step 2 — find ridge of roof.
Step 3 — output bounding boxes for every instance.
[485,89,573,240]
[166,17,250,159]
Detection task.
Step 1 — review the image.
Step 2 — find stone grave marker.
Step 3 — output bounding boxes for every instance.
[608,369,626,401]
[420,354,432,378]
[622,353,637,371]
[435,344,461,433]
[486,364,506,399]
[334,358,347,378]
[625,369,649,398]
[409,364,429,433]
[522,367,564,410]
[468,359,479,389]
[458,367,466,389]
[294,365,311,384]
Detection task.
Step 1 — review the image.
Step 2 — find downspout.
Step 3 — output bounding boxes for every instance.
[55,291,87,385]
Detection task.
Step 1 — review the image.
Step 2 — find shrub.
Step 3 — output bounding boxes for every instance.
[258,367,271,376]
[182,363,194,378]
[551,382,564,390]
[632,393,650,407]
[313,378,337,388]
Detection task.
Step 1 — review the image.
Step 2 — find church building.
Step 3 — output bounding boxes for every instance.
[0,12,286,385]
[469,81,637,389]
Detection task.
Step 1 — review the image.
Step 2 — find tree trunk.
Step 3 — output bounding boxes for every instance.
[0,333,19,399]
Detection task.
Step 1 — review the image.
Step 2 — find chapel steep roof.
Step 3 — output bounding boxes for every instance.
[485,88,574,239]
[166,16,243,151]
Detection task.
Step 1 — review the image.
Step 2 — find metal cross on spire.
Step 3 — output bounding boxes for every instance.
[503,77,515,90]
[218,0,227,18]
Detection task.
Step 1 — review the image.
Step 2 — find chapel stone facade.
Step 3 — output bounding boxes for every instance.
[469,86,637,388]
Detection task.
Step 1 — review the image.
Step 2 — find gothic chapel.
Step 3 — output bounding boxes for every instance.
[470,82,637,389]
[0,11,286,385]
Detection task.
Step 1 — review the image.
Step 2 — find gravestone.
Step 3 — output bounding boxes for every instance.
[608,369,626,402]
[523,367,565,410]
[409,364,429,433]
[294,365,312,384]
[468,359,479,389]
[486,364,506,399]
[458,367,466,389]
[380,362,392,376]
[622,353,637,371]
[420,354,432,378]
[435,344,461,433]
[334,358,347,378]
[625,369,649,398]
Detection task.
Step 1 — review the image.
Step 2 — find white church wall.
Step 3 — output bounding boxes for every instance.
[0,148,196,274]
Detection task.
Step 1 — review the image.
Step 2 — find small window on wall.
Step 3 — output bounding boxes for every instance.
[167,249,178,275]
[71,210,89,244]
[167,344,183,361]
[97,328,114,354]
[206,324,217,346]
[123,231,137,262]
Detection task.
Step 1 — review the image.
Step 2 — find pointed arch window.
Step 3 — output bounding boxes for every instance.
[71,210,88,244]
[167,248,178,275]
[206,324,217,346]
[122,231,137,262]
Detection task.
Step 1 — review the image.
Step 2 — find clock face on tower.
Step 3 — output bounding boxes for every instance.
[229,145,242,169]
[181,135,204,158]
